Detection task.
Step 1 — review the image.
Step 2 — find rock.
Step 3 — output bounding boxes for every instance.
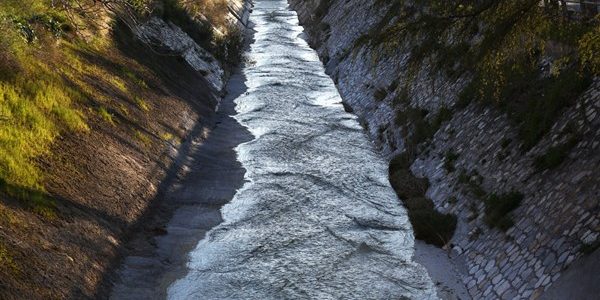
[495,281,510,296]
[485,260,495,272]
[543,252,556,268]
[492,274,502,285]
[135,18,225,92]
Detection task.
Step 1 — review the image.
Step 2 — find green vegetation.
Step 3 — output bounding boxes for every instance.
[484,192,523,231]
[0,0,241,212]
[444,150,459,173]
[395,106,453,154]
[134,130,152,146]
[363,0,598,150]
[374,87,388,101]
[458,169,486,199]
[176,0,245,64]
[448,196,458,205]
[389,153,457,247]
[214,24,244,65]
[578,21,600,74]
[98,106,115,125]
[160,132,175,141]
[498,68,592,151]
[135,97,150,112]
[0,71,88,192]
[500,138,512,149]
[407,198,457,247]
[161,0,213,48]
[314,0,334,20]
[533,136,580,171]
[0,241,20,275]
[456,168,523,231]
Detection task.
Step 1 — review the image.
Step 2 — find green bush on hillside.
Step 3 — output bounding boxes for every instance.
[533,136,580,171]
[389,153,457,247]
[484,192,523,231]
[361,0,598,150]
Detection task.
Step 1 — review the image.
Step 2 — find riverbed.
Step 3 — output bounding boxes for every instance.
[167,1,437,299]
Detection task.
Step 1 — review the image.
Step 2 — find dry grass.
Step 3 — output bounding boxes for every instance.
[0,0,233,298]
[182,0,231,31]
[0,0,162,212]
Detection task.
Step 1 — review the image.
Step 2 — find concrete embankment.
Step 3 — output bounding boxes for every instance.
[289,0,600,299]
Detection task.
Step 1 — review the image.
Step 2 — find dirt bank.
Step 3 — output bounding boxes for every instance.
[0,24,219,299]
[0,0,256,297]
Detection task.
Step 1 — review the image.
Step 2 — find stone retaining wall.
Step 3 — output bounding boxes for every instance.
[289,0,600,298]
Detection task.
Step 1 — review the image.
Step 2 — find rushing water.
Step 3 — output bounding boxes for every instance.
[168,1,437,299]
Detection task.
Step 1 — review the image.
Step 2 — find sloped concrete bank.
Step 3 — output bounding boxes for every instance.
[289,0,599,299]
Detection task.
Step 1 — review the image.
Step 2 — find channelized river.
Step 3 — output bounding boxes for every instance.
[168,0,437,299]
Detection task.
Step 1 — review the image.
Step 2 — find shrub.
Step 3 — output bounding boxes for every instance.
[500,138,512,149]
[533,136,579,171]
[388,80,399,92]
[389,152,411,170]
[456,81,475,109]
[581,240,600,255]
[409,208,457,247]
[395,106,453,153]
[374,87,388,101]
[458,169,486,199]
[214,23,244,65]
[484,192,523,231]
[392,88,409,107]
[363,0,596,151]
[160,0,214,50]
[578,21,600,75]
[314,0,333,19]
[443,150,459,173]
[503,68,592,151]
[457,169,470,184]
[430,106,453,131]
[389,168,429,200]
[448,196,458,204]
[389,153,457,247]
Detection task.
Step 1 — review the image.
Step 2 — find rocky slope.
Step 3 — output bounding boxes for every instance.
[290,0,599,299]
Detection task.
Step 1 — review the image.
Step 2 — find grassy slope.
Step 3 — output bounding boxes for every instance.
[0,0,238,298]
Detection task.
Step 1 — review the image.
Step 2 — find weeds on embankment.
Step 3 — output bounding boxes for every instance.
[389,153,457,247]
[361,0,598,153]
[0,0,242,215]
[0,0,244,297]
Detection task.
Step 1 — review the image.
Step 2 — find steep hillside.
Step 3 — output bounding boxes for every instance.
[290,0,599,298]
[0,0,250,298]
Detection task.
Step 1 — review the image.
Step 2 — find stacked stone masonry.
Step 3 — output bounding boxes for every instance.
[289,0,600,299]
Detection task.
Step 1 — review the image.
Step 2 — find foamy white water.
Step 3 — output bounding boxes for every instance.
[167,1,437,299]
